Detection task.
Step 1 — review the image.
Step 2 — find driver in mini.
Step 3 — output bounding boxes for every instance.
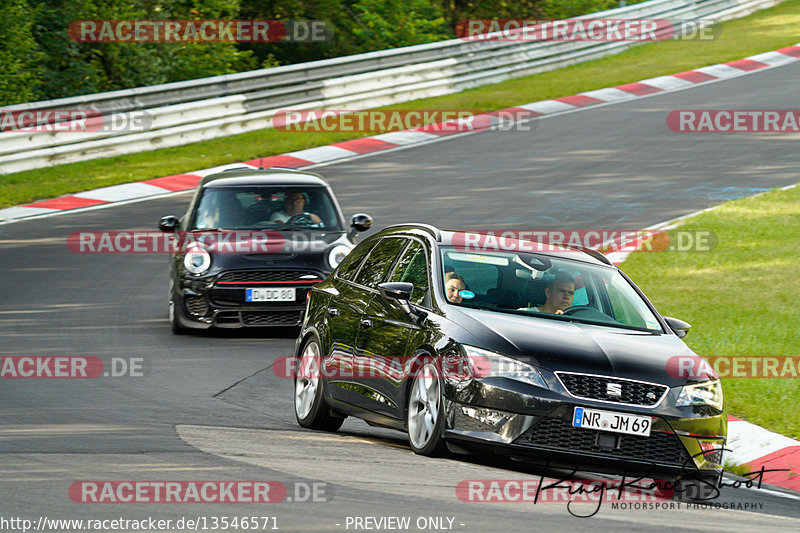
[530,272,575,314]
[270,191,323,226]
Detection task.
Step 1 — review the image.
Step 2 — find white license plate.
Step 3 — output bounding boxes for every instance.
[572,407,651,437]
[245,288,296,302]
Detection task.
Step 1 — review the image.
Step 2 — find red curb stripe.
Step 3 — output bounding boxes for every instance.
[142,173,202,192]
[554,94,606,107]
[776,45,800,58]
[672,70,717,83]
[23,196,107,210]
[615,82,662,96]
[243,155,313,169]
[745,446,800,492]
[332,138,396,154]
[727,415,741,421]
[726,59,769,72]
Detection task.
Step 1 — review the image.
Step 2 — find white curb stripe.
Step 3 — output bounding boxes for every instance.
[694,63,750,78]
[371,131,440,145]
[286,145,358,163]
[73,182,171,202]
[519,100,577,114]
[192,162,259,178]
[637,74,695,90]
[748,50,798,66]
[727,419,800,465]
[580,87,638,102]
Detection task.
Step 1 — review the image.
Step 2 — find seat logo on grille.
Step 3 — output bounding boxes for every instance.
[606,382,623,397]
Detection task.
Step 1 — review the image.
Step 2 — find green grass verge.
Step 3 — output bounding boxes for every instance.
[620,184,800,441]
[2,1,800,208]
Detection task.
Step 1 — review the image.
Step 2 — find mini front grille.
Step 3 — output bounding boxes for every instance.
[514,415,690,466]
[241,310,303,326]
[184,295,208,316]
[217,270,321,283]
[557,372,668,407]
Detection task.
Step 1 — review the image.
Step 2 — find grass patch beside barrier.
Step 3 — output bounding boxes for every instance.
[2,0,800,208]
[620,184,800,440]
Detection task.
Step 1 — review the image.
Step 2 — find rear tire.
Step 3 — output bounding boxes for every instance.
[294,338,345,431]
[406,360,447,456]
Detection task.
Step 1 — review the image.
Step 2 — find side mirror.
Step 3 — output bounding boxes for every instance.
[378,282,426,324]
[379,281,413,302]
[664,316,691,338]
[159,215,179,232]
[348,213,373,239]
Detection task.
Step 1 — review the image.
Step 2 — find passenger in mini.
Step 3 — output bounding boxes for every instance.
[531,272,575,314]
[445,272,466,303]
[270,192,322,225]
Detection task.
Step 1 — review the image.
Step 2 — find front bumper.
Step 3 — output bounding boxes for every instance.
[443,378,726,479]
[175,269,324,328]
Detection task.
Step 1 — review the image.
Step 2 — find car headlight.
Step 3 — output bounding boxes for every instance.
[183,246,211,275]
[676,380,723,410]
[327,244,351,270]
[463,345,549,389]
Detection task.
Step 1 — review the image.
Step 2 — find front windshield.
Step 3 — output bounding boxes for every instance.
[440,247,663,332]
[190,186,342,231]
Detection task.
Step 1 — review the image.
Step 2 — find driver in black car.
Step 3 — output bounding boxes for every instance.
[270,191,323,226]
[530,272,575,314]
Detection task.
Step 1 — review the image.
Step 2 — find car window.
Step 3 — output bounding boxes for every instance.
[353,238,407,288]
[336,240,376,281]
[388,240,429,306]
[192,186,342,231]
[440,247,662,332]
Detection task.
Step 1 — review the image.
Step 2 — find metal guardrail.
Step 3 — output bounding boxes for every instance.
[0,0,783,174]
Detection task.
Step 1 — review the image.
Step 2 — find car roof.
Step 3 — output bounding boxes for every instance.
[200,168,330,188]
[373,224,614,267]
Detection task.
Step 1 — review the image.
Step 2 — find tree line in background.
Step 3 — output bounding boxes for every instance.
[0,0,636,106]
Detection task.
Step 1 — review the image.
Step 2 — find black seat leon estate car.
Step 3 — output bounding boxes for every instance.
[293,223,726,485]
[159,168,372,333]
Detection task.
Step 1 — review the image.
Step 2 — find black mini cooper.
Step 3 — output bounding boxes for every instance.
[293,223,726,485]
[159,168,372,333]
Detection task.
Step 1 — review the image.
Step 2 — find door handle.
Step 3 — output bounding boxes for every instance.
[360,318,372,328]
[327,307,340,317]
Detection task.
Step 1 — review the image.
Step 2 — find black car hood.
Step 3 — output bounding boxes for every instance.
[454,307,698,387]
[199,231,348,272]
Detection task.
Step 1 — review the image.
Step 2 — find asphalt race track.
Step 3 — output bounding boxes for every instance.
[1,59,800,531]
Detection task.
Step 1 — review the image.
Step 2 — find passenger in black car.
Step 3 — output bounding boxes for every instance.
[444,272,466,303]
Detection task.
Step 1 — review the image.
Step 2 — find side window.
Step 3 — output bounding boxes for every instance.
[336,241,376,281]
[353,238,407,288]
[388,240,430,306]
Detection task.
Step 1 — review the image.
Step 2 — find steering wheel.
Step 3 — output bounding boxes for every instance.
[561,305,598,316]
[286,213,314,226]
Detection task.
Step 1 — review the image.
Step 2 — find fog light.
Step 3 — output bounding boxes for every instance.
[460,406,509,429]
[697,439,724,466]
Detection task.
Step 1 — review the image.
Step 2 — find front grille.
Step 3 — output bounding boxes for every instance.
[217,270,321,283]
[557,372,668,407]
[514,415,690,466]
[241,310,303,326]
[184,295,208,316]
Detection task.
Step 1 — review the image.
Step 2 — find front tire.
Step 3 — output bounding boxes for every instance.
[169,298,189,335]
[294,339,345,431]
[406,360,447,456]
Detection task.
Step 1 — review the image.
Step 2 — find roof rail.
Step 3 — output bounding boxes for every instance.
[381,223,442,241]
[566,245,613,266]
[222,166,257,172]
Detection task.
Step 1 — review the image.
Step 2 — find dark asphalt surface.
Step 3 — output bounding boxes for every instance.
[1,58,799,531]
